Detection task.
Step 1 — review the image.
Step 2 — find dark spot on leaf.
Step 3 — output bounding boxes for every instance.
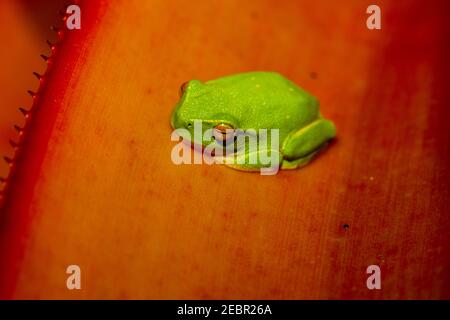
[310,72,318,79]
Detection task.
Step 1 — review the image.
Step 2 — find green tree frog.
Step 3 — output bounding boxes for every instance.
[170,71,336,172]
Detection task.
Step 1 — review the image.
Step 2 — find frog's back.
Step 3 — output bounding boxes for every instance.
[205,72,319,132]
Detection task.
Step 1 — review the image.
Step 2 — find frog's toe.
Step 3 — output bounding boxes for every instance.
[281,150,319,170]
[223,163,262,172]
[220,149,282,173]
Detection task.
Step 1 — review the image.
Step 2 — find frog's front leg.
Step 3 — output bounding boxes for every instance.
[281,118,336,169]
[221,148,282,173]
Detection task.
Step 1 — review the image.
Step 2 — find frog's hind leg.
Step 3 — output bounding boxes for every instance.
[281,118,336,169]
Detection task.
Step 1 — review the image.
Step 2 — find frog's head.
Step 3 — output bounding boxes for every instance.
[171,79,239,147]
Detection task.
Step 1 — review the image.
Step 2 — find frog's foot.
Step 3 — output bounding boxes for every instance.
[280,146,325,170]
[281,118,336,169]
[219,149,282,173]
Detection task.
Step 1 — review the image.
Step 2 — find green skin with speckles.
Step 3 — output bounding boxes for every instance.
[171,71,336,171]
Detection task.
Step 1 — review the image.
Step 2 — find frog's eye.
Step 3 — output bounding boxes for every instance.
[213,123,235,144]
[179,81,189,97]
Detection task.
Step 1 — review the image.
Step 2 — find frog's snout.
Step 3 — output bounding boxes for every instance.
[171,108,181,129]
[171,105,191,130]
